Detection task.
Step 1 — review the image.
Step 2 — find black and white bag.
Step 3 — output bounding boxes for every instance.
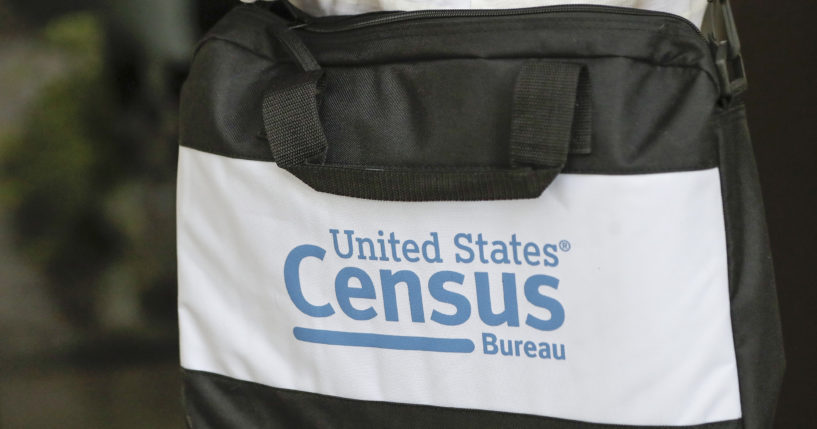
[177,1,785,427]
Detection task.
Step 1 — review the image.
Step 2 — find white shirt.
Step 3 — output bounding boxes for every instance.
[242,0,708,27]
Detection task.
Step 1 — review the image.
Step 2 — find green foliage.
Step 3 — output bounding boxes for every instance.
[3,13,108,261]
[42,12,104,70]
[1,11,176,330]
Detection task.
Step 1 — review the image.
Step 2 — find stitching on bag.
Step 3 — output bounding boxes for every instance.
[180,144,718,174]
[564,163,719,174]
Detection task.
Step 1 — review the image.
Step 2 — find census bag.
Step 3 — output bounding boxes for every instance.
[177,1,784,427]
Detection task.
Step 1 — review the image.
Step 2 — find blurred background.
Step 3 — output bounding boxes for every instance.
[0,1,814,428]
[0,0,234,427]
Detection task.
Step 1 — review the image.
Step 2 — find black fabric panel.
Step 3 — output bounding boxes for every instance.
[179,41,286,162]
[320,60,519,168]
[179,6,719,174]
[319,58,717,174]
[208,7,718,82]
[260,61,589,201]
[717,104,785,429]
[284,165,560,201]
[566,58,716,174]
[182,369,743,429]
[319,60,594,170]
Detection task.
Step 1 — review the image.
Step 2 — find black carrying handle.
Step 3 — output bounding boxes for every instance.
[262,17,592,202]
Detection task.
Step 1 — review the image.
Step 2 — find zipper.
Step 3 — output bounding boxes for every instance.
[292,5,702,37]
[273,0,744,102]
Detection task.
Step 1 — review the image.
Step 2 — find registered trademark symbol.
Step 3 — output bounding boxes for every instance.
[559,240,571,252]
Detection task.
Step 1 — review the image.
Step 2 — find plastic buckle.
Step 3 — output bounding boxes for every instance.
[707,0,747,101]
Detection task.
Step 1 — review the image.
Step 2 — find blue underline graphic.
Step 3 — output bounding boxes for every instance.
[293,327,475,353]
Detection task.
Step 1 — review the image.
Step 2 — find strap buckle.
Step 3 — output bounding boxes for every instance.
[706,0,747,101]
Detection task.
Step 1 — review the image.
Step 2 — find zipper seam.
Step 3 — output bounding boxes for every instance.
[220,6,718,91]
[287,5,703,37]
[196,33,718,95]
[229,6,710,59]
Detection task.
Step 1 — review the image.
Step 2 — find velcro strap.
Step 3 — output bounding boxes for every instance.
[262,70,327,168]
[510,61,591,168]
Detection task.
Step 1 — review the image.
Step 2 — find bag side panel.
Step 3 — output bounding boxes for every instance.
[717,104,785,429]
